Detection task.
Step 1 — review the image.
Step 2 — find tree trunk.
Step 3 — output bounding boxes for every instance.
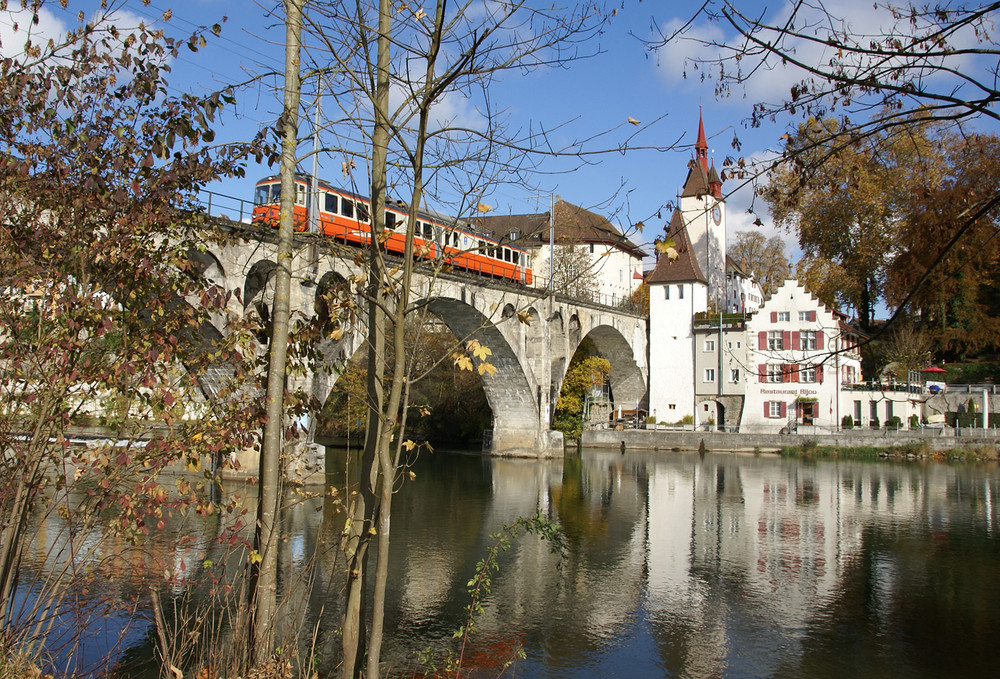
[248,0,302,666]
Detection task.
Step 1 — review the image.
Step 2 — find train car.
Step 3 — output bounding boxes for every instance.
[252,175,533,285]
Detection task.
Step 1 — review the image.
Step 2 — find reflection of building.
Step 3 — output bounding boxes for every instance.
[644,452,981,676]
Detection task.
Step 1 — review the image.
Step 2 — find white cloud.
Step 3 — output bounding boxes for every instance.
[0,7,67,60]
[652,0,992,112]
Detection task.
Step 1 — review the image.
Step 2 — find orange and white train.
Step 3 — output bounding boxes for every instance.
[252,175,533,285]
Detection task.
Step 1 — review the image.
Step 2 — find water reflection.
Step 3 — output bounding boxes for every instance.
[20,449,1000,678]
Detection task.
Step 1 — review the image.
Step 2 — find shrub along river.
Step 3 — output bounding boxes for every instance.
[20,447,1000,677]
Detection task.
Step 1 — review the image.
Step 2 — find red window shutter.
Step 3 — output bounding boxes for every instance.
[764,401,770,417]
[781,364,790,383]
[817,365,824,383]
[792,331,800,350]
[791,364,800,383]
[783,331,791,348]
[759,331,767,350]
[779,402,786,418]
[758,364,766,382]
[816,331,824,350]
[809,310,816,322]
[771,311,777,323]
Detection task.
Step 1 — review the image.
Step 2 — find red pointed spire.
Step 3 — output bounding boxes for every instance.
[696,108,709,173]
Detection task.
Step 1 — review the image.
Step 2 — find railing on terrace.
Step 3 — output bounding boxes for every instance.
[842,380,924,395]
[839,381,1000,396]
[693,311,750,329]
[194,188,255,224]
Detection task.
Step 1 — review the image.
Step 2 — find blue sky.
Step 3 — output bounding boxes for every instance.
[6,1,998,292]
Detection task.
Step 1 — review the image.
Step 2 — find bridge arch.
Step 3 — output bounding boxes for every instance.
[423,296,541,454]
[563,323,646,415]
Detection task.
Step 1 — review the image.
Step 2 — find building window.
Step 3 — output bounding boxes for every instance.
[704,339,716,351]
[730,368,740,383]
[801,330,817,350]
[854,400,862,422]
[668,404,676,410]
[678,285,684,299]
[886,401,894,420]
[800,365,817,383]
[798,311,809,321]
[766,364,783,383]
[767,401,784,418]
[704,368,716,382]
[590,243,594,254]
[768,331,784,350]
[776,311,790,322]
[870,401,878,422]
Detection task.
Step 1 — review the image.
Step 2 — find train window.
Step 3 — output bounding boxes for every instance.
[385,211,396,231]
[422,222,433,240]
[478,240,485,252]
[525,254,531,268]
[357,202,370,223]
[512,251,519,265]
[503,248,511,262]
[325,193,338,213]
[295,183,310,207]
[342,199,354,219]
[254,184,272,205]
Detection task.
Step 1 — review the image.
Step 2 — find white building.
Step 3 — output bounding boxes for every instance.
[473,199,646,306]
[740,280,864,432]
[739,279,923,433]
[647,213,709,425]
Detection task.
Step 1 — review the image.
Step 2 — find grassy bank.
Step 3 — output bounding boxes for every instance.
[780,441,1000,462]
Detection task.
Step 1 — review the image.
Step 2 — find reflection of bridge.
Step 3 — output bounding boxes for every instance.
[191,222,647,470]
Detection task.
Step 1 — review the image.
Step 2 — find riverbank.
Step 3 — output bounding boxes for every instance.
[580,427,1000,461]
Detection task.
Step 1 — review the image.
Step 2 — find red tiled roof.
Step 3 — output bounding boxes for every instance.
[472,199,646,257]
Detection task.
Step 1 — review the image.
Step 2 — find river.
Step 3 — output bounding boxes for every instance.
[18,447,1000,677]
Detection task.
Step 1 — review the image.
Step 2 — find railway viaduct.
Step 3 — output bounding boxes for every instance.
[190,222,647,473]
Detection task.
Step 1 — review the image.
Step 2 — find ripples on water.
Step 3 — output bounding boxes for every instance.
[20,449,1000,678]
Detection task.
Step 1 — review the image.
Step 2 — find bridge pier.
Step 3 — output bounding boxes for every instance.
[489,426,564,458]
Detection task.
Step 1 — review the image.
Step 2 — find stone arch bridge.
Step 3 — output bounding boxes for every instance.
[191,223,647,467]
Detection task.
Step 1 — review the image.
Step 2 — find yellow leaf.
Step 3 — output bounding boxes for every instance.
[453,352,473,371]
[328,327,344,340]
[517,310,531,325]
[627,116,641,125]
[248,550,262,565]
[655,237,676,254]
[402,440,416,451]
[477,202,493,213]
[478,362,498,377]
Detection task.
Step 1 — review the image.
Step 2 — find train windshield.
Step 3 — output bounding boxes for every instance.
[254,183,280,205]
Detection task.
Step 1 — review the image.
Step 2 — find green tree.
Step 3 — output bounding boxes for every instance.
[554,340,610,438]
[727,230,791,297]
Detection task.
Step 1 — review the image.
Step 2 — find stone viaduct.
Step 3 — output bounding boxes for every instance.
[190,223,648,468]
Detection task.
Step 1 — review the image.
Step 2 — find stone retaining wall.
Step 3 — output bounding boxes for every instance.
[582,427,1000,453]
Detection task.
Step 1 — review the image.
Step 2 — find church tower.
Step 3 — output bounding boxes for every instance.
[678,111,726,307]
